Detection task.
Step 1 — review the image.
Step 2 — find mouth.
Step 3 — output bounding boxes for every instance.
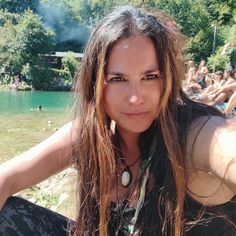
[123,111,148,118]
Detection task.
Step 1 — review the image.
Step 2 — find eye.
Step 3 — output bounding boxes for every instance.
[144,74,160,80]
[105,76,126,84]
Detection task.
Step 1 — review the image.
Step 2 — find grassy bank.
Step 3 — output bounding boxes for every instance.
[0,112,76,219]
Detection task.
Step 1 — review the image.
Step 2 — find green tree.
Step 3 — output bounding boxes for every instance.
[61,51,79,80]
[201,0,236,25]
[38,0,90,51]
[9,10,54,65]
[207,46,229,71]
[0,11,19,75]
[226,24,236,45]
[0,10,55,88]
[0,9,20,25]
[150,0,212,61]
[0,23,15,81]
[0,0,39,13]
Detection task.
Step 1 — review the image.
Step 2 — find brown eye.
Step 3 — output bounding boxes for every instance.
[106,77,125,83]
[144,74,159,80]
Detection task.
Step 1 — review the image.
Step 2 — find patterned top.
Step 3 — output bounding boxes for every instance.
[108,194,236,236]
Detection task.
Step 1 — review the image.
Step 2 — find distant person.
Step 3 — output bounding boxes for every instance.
[225,89,236,116]
[37,105,42,112]
[186,60,196,83]
[222,43,236,70]
[197,60,208,89]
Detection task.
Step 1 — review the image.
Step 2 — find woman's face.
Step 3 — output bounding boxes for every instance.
[104,36,162,135]
[215,74,223,82]
[224,70,230,78]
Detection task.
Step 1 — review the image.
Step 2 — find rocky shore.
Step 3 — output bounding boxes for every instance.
[16,167,77,219]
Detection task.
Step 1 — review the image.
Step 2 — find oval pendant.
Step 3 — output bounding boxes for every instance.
[121,167,132,187]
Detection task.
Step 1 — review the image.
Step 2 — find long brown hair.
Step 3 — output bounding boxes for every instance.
[72,5,190,236]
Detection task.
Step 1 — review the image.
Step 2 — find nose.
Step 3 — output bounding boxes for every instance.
[126,81,144,105]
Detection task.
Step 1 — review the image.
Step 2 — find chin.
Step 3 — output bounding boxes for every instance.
[119,122,153,134]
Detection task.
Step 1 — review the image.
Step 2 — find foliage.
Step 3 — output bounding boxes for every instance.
[0,9,55,89]
[61,51,79,80]
[207,46,229,71]
[200,0,236,25]
[226,24,236,45]
[38,0,89,52]
[147,0,210,62]
[0,9,20,25]
[9,10,55,66]
[65,0,129,28]
[0,20,15,66]
[209,23,236,69]
[0,74,11,85]
[0,0,39,13]
[187,29,213,62]
[29,66,54,90]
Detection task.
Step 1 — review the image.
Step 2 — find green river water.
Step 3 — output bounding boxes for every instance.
[0,91,72,162]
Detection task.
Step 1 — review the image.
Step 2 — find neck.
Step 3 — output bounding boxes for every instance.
[117,128,140,163]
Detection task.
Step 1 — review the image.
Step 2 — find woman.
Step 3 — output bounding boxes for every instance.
[186,60,196,84]
[196,60,208,89]
[207,69,236,106]
[0,5,236,236]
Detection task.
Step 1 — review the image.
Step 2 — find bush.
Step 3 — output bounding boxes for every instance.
[207,47,229,71]
[0,74,12,85]
[61,51,79,80]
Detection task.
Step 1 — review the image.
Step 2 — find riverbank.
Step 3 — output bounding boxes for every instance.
[0,82,32,91]
[16,167,77,219]
[0,112,75,219]
[0,90,74,218]
[0,74,73,91]
[0,83,71,91]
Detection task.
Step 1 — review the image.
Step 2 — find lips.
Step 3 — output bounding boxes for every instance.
[123,111,148,118]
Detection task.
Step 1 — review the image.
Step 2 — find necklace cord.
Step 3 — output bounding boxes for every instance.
[128,133,158,234]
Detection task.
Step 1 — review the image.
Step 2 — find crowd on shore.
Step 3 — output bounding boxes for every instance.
[183,59,236,116]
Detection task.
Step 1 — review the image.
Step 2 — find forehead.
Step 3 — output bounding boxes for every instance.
[106,36,158,72]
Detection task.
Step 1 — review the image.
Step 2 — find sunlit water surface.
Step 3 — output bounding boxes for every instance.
[0,91,73,162]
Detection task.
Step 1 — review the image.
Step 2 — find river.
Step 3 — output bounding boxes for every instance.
[0,91,72,162]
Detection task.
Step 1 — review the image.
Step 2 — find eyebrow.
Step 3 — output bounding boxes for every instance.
[106,72,125,76]
[106,67,160,76]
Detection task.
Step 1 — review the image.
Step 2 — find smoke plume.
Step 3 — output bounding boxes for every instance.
[37,1,90,44]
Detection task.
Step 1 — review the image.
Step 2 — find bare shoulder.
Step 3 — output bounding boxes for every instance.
[186,115,236,167]
[186,115,236,190]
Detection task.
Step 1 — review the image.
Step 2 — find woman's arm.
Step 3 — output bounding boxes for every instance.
[225,91,236,115]
[218,81,236,93]
[206,81,236,101]
[207,118,236,193]
[187,116,236,194]
[221,43,231,55]
[0,120,78,209]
